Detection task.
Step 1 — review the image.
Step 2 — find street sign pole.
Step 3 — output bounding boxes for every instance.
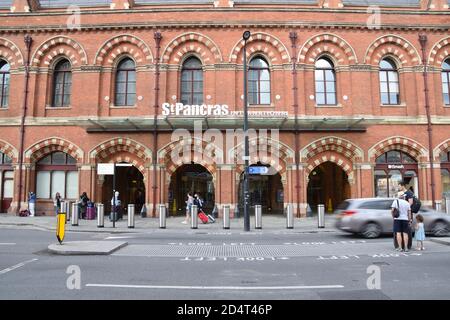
[243,30,251,232]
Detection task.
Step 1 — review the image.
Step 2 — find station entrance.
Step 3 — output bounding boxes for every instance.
[168,164,215,216]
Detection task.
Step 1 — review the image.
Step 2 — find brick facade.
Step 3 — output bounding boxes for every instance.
[0,0,449,217]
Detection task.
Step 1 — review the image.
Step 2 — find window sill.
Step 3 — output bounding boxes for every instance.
[380,104,406,108]
[249,104,274,108]
[315,104,342,108]
[110,105,137,109]
[46,106,72,110]
[0,107,9,111]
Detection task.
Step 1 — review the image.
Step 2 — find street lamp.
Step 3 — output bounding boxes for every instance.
[242,30,251,232]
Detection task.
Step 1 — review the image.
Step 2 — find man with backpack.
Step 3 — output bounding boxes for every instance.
[399,182,421,213]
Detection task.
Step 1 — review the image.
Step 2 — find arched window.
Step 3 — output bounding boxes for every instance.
[248,57,270,105]
[181,57,203,105]
[315,57,336,105]
[442,59,450,105]
[35,152,78,200]
[0,60,10,108]
[53,59,72,107]
[379,58,399,105]
[115,58,136,106]
[374,150,418,198]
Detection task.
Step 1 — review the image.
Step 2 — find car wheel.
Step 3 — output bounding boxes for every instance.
[361,223,381,239]
[432,221,450,237]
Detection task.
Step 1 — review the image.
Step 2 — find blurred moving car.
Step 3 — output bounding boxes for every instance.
[335,198,450,238]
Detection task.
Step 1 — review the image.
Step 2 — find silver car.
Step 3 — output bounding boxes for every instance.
[335,198,450,238]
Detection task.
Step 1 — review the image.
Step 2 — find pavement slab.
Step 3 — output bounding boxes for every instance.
[47,241,128,255]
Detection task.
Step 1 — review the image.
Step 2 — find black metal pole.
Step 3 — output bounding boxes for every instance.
[113,163,116,228]
[243,31,250,232]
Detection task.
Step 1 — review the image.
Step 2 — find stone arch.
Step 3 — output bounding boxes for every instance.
[158,137,222,177]
[0,139,19,163]
[0,38,24,69]
[162,32,223,64]
[31,36,88,67]
[229,32,290,64]
[229,137,295,170]
[25,137,84,164]
[428,36,450,68]
[89,137,152,174]
[300,136,364,163]
[94,34,153,66]
[298,33,358,65]
[364,34,421,66]
[368,136,428,162]
[433,139,450,161]
[305,152,355,184]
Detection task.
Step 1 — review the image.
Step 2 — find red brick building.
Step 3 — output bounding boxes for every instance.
[0,0,449,218]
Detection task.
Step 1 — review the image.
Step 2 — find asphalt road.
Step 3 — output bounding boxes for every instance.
[1,226,450,301]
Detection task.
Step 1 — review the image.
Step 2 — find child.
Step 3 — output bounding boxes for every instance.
[414,214,426,250]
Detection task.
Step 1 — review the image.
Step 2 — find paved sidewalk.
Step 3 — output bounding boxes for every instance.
[48,241,128,255]
[0,213,338,234]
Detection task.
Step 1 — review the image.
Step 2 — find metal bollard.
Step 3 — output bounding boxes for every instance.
[255,205,262,229]
[159,204,166,229]
[191,205,198,229]
[436,202,442,212]
[97,203,104,228]
[286,204,294,229]
[66,201,71,222]
[71,202,78,226]
[128,204,135,228]
[223,205,230,230]
[318,204,325,228]
[61,201,69,223]
[446,198,450,215]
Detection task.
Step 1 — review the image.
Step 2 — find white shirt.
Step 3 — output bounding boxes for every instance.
[391,198,411,221]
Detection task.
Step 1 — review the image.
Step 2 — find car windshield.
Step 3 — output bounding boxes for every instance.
[358,200,393,210]
[336,201,351,210]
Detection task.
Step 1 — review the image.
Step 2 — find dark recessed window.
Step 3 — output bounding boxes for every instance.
[115,58,136,106]
[379,58,400,105]
[181,57,203,105]
[53,59,72,107]
[248,57,270,105]
[0,60,10,108]
[315,57,336,105]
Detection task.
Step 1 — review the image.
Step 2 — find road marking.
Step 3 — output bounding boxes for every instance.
[105,236,137,240]
[0,258,38,275]
[86,284,344,290]
[0,243,16,245]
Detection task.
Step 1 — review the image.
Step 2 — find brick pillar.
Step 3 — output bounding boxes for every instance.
[418,163,430,206]
[217,164,234,218]
[433,164,443,207]
[299,163,308,217]
[213,0,234,8]
[360,164,374,198]
[110,0,134,10]
[10,0,39,12]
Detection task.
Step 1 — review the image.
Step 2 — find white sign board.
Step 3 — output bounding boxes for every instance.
[97,163,115,175]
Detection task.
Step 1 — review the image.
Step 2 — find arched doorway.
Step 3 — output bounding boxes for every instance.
[168,164,215,215]
[0,152,13,213]
[102,164,145,215]
[238,164,284,215]
[307,161,351,213]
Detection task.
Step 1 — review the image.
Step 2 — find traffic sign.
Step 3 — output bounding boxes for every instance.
[248,166,269,175]
[56,212,66,244]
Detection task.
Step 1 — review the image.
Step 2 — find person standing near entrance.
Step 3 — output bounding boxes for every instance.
[79,192,89,219]
[391,192,412,252]
[28,192,36,217]
[54,192,62,215]
[182,192,194,224]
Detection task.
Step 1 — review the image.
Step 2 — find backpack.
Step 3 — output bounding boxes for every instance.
[411,196,421,214]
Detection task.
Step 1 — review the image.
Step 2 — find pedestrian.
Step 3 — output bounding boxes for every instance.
[399,181,414,207]
[135,190,145,215]
[182,192,194,224]
[79,192,89,219]
[391,191,413,252]
[28,192,36,217]
[54,192,62,215]
[110,191,122,221]
[414,214,426,251]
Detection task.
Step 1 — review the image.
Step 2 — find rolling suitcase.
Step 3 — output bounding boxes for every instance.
[198,211,209,224]
[86,206,96,220]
